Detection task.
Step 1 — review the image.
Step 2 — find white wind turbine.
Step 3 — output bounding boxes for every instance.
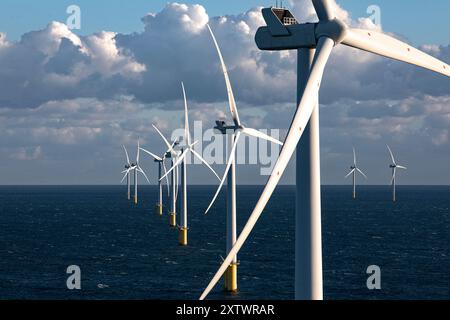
[345,147,367,199]
[139,146,171,215]
[161,82,220,246]
[121,145,134,200]
[200,1,449,300]
[121,140,150,205]
[387,145,407,202]
[152,124,180,227]
[205,24,283,292]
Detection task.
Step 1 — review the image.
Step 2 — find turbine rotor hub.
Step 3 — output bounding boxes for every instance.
[314,18,348,45]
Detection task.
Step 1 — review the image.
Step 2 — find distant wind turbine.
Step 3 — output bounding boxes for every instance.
[205,24,283,292]
[140,146,171,215]
[200,1,449,301]
[345,148,367,199]
[122,140,150,205]
[162,82,220,246]
[153,124,180,227]
[387,145,407,202]
[121,145,133,200]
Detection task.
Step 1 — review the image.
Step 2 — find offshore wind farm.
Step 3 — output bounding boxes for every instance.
[0,0,449,302]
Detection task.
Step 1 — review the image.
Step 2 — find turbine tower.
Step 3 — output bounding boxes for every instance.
[139,146,170,216]
[345,147,367,199]
[121,145,133,200]
[162,82,220,246]
[200,1,449,300]
[387,145,407,202]
[206,24,283,292]
[153,124,180,227]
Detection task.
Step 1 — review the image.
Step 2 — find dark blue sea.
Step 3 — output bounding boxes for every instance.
[0,185,449,300]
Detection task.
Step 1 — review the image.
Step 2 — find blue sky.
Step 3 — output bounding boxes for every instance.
[0,1,449,185]
[1,0,449,45]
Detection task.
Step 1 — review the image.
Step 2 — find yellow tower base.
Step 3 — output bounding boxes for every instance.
[178,227,188,246]
[134,195,138,205]
[155,204,163,216]
[169,212,176,227]
[224,263,238,292]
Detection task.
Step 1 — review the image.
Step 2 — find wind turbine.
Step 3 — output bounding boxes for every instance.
[121,145,133,200]
[345,147,367,199]
[162,82,220,246]
[200,1,449,300]
[387,145,407,202]
[139,146,171,215]
[152,124,180,227]
[121,140,150,205]
[205,24,283,292]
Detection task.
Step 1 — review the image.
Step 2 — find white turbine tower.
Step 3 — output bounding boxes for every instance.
[387,145,407,202]
[162,82,220,246]
[139,146,171,215]
[200,1,449,300]
[345,148,367,199]
[153,124,180,227]
[205,24,283,292]
[121,145,133,200]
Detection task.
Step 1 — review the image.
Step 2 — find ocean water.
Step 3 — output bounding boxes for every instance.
[0,185,449,300]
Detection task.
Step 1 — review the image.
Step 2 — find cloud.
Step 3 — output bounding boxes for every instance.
[0,22,145,108]
[0,1,449,184]
[1,1,448,110]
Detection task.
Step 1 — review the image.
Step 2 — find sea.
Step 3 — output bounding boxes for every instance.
[0,185,449,300]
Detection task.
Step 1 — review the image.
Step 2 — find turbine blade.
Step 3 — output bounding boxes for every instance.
[241,127,283,146]
[191,148,220,181]
[353,147,356,166]
[397,165,407,170]
[138,167,150,184]
[205,132,241,214]
[120,172,128,183]
[160,150,188,182]
[391,167,397,184]
[181,82,191,146]
[387,145,396,165]
[199,37,335,300]
[345,169,355,179]
[312,0,335,21]
[342,29,450,78]
[140,148,162,161]
[163,161,170,196]
[153,124,173,151]
[207,24,241,127]
[137,139,140,164]
[123,145,131,165]
[356,168,368,179]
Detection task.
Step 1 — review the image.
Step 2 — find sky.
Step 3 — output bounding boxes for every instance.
[1,0,450,45]
[0,0,449,185]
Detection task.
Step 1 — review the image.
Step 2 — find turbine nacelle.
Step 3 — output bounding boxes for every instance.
[214,120,239,135]
[256,7,348,51]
